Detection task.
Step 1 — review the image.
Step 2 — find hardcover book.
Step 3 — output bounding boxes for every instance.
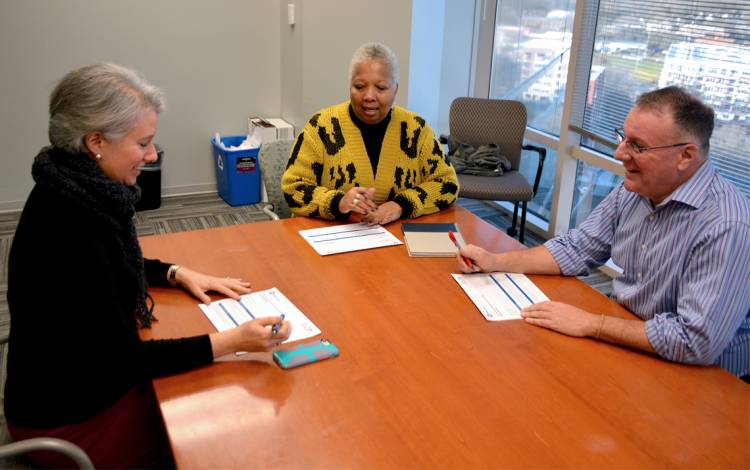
[401,223,466,257]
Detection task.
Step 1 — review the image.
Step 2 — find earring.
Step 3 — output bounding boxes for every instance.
[95,154,102,160]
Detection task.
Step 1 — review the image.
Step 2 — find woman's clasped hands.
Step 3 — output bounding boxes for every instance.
[340,187,376,215]
[339,186,402,225]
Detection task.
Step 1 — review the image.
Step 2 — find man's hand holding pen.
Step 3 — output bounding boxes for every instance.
[456,244,496,273]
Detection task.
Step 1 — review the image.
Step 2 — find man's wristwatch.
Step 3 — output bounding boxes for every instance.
[167,264,181,286]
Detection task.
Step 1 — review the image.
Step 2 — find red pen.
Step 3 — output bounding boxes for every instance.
[448,230,474,268]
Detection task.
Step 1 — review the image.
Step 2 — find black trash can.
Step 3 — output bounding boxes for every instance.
[135,144,164,211]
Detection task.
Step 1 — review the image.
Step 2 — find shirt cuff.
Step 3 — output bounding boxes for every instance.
[329,192,348,220]
[543,238,589,276]
[393,194,415,219]
[144,258,172,287]
[644,317,670,361]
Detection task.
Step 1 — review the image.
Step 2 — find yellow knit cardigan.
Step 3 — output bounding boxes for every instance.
[281,101,459,219]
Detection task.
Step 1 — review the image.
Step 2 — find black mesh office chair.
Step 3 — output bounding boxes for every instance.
[442,98,546,243]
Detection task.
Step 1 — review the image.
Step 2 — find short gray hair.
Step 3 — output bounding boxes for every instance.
[48,63,165,154]
[636,86,714,155]
[348,42,399,86]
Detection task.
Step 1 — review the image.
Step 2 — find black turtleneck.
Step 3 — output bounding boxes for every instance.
[349,105,392,176]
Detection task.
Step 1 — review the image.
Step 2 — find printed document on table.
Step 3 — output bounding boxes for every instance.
[452,272,549,321]
[299,222,402,256]
[199,287,321,344]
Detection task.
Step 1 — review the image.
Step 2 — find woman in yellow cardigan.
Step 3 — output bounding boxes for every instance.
[281,42,459,225]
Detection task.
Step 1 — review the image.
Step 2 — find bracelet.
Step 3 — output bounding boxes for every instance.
[594,314,606,341]
[167,264,181,286]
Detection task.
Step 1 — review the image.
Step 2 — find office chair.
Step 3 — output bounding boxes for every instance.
[442,98,546,243]
[0,333,94,469]
[259,139,295,220]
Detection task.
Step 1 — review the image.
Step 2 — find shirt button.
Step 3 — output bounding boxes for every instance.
[641,244,647,250]
[637,272,642,279]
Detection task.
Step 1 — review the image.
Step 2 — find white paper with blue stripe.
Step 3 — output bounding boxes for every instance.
[299,222,402,256]
[199,287,321,343]
[452,273,549,321]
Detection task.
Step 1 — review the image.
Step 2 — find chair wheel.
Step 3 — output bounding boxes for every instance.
[506,227,517,236]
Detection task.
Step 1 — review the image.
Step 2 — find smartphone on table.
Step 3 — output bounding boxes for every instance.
[273,339,339,369]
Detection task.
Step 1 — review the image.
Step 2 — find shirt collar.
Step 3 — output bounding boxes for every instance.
[655,160,715,209]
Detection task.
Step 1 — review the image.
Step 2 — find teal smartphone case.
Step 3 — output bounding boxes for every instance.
[273,339,339,369]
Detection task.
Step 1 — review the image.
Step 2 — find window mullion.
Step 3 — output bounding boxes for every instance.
[551,0,598,235]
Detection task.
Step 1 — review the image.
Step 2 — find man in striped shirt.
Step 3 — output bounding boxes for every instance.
[458,87,750,380]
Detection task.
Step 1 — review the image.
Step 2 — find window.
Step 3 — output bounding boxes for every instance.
[569,161,622,227]
[488,0,577,222]
[579,1,750,198]
[473,0,749,236]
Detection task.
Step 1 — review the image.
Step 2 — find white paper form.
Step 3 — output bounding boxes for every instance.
[452,272,550,321]
[199,287,321,343]
[299,222,402,256]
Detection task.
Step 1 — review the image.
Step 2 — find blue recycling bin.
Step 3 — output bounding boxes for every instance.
[211,135,261,206]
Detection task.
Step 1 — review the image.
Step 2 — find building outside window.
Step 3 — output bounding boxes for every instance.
[581,1,750,212]
[485,0,749,231]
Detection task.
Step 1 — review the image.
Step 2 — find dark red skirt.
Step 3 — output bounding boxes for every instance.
[7,382,174,469]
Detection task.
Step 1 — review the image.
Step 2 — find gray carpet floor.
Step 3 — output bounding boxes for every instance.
[0,194,613,339]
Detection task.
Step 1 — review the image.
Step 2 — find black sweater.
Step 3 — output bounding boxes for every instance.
[5,184,213,428]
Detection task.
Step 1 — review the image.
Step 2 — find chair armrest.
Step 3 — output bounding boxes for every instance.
[522,144,547,196]
[0,437,94,469]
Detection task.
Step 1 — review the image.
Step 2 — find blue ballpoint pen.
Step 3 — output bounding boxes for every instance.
[271,314,285,335]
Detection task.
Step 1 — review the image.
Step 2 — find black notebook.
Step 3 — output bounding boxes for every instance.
[401,223,466,257]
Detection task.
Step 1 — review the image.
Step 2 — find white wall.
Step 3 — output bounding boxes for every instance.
[280,0,413,132]
[280,1,306,130]
[0,0,281,210]
[437,0,476,136]
[408,0,475,137]
[407,0,446,131]
[0,0,416,210]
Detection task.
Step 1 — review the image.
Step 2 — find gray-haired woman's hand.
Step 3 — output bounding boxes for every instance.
[174,266,252,304]
[210,316,292,358]
[362,201,402,225]
[339,187,376,214]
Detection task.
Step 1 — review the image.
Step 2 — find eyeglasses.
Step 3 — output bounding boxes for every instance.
[614,128,693,154]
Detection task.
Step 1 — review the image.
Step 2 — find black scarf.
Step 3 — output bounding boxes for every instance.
[31,146,154,328]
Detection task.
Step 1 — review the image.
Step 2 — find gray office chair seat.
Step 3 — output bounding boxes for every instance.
[457,170,533,201]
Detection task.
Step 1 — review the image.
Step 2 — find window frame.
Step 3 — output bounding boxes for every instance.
[470,0,632,237]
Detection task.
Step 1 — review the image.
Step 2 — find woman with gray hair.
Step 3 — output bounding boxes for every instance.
[5,63,290,468]
[282,42,458,224]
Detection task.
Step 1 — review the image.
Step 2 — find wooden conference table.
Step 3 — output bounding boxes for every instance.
[140,205,749,468]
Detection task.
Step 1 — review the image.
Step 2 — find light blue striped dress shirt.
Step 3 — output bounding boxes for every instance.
[545,162,750,376]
